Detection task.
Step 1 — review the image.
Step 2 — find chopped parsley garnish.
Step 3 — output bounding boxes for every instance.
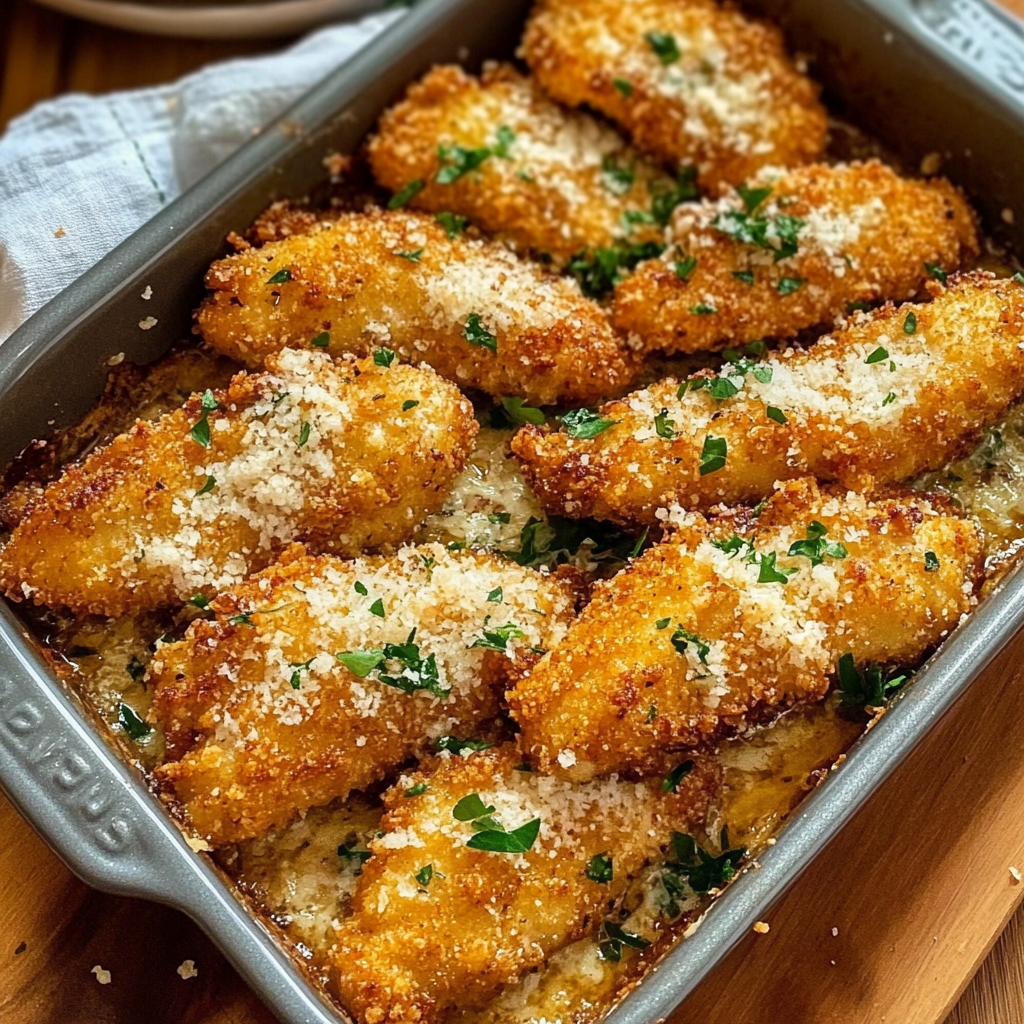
[644,30,681,64]
[436,127,514,184]
[864,346,889,364]
[787,520,847,567]
[374,347,396,367]
[501,396,545,426]
[598,921,650,962]
[388,179,424,209]
[517,169,535,183]
[654,408,679,439]
[435,211,468,238]
[602,156,635,195]
[732,269,755,285]
[755,550,797,585]
[453,792,541,854]
[338,630,448,698]
[662,759,694,793]
[337,843,372,870]
[662,830,746,898]
[613,77,634,97]
[882,391,897,406]
[126,655,146,683]
[464,313,497,352]
[690,302,717,315]
[711,189,805,261]
[1013,271,1024,285]
[297,421,312,449]
[766,405,787,424]
[67,646,98,658]
[195,475,216,496]
[394,248,423,262]
[415,864,434,888]
[189,389,219,449]
[354,581,368,596]
[655,617,671,630]
[560,407,618,439]
[504,516,647,570]
[837,653,909,709]
[737,184,773,213]
[227,612,254,627]
[369,598,385,618]
[711,533,753,558]
[846,299,872,314]
[903,311,917,334]
[777,276,805,295]
[698,435,727,475]
[267,268,291,285]
[488,512,512,524]
[117,702,150,740]
[402,399,419,411]
[493,125,516,157]
[924,261,948,283]
[311,331,330,349]
[471,622,524,652]
[453,793,494,820]
[567,240,664,297]
[651,167,700,226]
[585,853,614,884]
[621,209,656,231]
[924,550,940,572]
[288,656,315,689]
[405,782,428,797]
[487,587,503,603]
[434,735,494,754]
[671,626,710,664]
[674,255,698,281]
[645,703,658,722]
[189,594,211,609]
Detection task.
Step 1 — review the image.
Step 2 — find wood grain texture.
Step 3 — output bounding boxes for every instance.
[2,2,1024,1022]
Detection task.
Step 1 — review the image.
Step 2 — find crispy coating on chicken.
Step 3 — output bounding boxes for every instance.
[152,545,580,845]
[196,209,638,406]
[513,273,1024,525]
[332,744,717,1023]
[367,63,675,261]
[521,0,827,190]
[0,350,476,616]
[508,477,983,780]
[612,161,979,354]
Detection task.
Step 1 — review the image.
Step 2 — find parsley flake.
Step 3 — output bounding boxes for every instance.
[766,405,787,424]
[837,653,909,709]
[374,347,396,367]
[671,626,710,663]
[126,656,146,683]
[755,550,798,585]
[903,311,917,334]
[924,262,948,283]
[699,435,727,475]
[464,313,497,352]
[388,179,424,209]
[310,331,330,349]
[654,408,679,439]
[337,843,372,870]
[586,853,614,884]
[732,269,755,285]
[674,255,698,281]
[267,268,291,285]
[924,550,940,572]
[599,921,650,963]
[560,407,618,438]
[189,594,211,609]
[335,650,386,678]
[787,520,847,567]
[471,622,524,652]
[487,587,503,603]
[402,399,419,411]
[354,581,368,596]
[690,302,717,315]
[369,598,385,618]
[405,782,428,797]
[602,156,635,195]
[188,389,219,449]
[501,396,545,426]
[394,248,423,262]
[415,864,434,888]
[662,759,694,793]
[297,421,311,449]
[117,702,150,740]
[645,30,681,64]
[1013,271,1024,285]
[864,346,889,364]
[777,276,805,295]
[195,475,216,496]
[613,77,634,97]
[434,735,494,755]
[435,211,468,238]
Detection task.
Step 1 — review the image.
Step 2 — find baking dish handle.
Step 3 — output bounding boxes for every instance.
[904,0,1024,114]
[0,609,346,1024]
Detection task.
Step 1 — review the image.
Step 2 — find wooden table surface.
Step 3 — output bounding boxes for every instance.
[3,2,1024,1022]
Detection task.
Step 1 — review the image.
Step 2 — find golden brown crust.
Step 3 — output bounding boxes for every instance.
[196,208,639,406]
[612,161,980,354]
[513,273,1024,525]
[331,744,718,1024]
[151,546,578,845]
[0,351,477,616]
[508,477,984,780]
[521,0,828,189]
[367,63,673,260]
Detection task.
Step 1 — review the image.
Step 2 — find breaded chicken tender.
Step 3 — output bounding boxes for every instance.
[613,161,979,354]
[521,0,827,190]
[196,209,637,406]
[368,63,677,261]
[0,350,476,617]
[513,273,1024,525]
[509,477,983,780]
[332,744,717,1023]
[152,545,579,845]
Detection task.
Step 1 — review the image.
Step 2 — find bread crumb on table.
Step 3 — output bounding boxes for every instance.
[91,966,111,985]
[53,227,65,238]
[753,921,770,934]
[177,959,199,980]
[1010,865,1021,884]
[138,316,158,330]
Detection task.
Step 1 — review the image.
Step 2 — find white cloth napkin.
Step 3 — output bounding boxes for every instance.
[0,9,402,344]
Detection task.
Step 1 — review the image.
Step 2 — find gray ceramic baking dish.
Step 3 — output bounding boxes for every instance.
[1,1,1023,1021]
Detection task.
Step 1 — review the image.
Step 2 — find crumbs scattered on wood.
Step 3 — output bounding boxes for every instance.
[139,317,158,331]
[177,959,199,979]
[752,921,770,934]
[1010,865,1021,884]
[141,285,153,300]
[91,965,112,985]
